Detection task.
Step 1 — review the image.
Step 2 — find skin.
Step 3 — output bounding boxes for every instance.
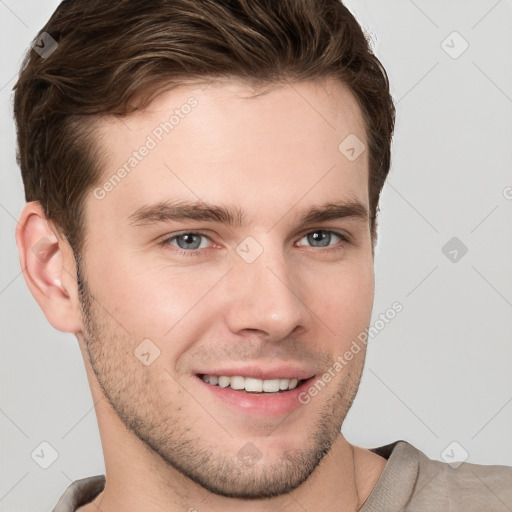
[16,77,387,512]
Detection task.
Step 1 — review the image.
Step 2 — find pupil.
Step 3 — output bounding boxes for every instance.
[178,234,201,250]
[308,231,330,247]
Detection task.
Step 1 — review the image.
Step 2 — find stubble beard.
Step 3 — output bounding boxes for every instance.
[75,258,365,499]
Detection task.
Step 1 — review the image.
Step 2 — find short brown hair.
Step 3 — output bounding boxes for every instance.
[13,0,395,258]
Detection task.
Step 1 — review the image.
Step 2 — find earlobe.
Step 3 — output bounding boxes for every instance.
[15,201,83,333]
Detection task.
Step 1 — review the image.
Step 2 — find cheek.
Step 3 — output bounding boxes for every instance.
[305,260,374,343]
[88,252,228,343]
[87,242,373,355]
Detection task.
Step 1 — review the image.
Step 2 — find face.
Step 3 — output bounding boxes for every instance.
[78,77,374,498]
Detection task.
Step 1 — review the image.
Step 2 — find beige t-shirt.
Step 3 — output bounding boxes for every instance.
[52,441,512,511]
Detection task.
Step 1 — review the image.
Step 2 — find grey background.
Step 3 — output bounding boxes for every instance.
[1,1,511,510]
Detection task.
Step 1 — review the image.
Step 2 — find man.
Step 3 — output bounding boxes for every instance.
[12,0,511,511]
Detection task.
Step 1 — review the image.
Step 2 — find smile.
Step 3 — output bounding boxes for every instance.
[199,374,304,394]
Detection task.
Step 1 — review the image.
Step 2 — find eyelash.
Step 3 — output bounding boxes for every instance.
[158,229,349,256]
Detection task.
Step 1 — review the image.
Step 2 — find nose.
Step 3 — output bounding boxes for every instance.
[223,245,310,342]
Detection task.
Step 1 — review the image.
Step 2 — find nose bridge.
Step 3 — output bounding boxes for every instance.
[225,238,308,339]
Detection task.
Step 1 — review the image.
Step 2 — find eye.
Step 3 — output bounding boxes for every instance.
[160,231,213,252]
[159,229,348,256]
[297,230,347,249]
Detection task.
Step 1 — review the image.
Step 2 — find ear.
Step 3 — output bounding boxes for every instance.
[15,201,83,333]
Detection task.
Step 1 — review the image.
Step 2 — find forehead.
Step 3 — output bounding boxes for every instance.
[90,77,369,224]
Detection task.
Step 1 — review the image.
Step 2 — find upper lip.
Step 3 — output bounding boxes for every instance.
[195,365,315,381]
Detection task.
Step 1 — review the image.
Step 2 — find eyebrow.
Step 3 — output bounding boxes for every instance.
[127,198,368,228]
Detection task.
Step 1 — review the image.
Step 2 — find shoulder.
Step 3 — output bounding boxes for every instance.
[52,475,105,512]
[369,440,512,511]
[412,442,512,510]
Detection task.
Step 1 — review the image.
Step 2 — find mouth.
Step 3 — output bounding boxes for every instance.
[197,374,309,395]
[193,367,317,417]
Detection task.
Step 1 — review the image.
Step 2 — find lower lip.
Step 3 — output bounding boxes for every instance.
[195,376,315,417]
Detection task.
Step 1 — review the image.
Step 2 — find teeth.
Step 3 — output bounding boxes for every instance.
[245,377,263,392]
[230,376,245,390]
[279,379,289,390]
[218,376,230,388]
[288,378,298,389]
[201,375,303,392]
[262,379,279,392]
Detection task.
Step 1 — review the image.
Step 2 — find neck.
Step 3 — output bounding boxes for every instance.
[91,417,364,512]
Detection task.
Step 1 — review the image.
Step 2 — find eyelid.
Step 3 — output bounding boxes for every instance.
[162,229,212,240]
[159,228,349,254]
[158,230,215,251]
[295,229,349,247]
